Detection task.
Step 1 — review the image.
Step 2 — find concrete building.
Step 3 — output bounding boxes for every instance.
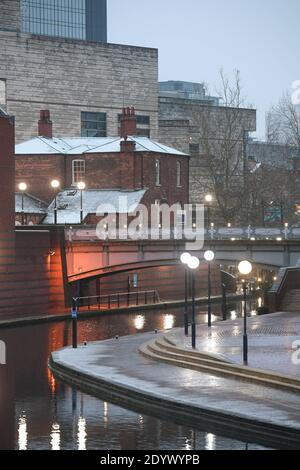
[158,81,256,209]
[0,0,158,143]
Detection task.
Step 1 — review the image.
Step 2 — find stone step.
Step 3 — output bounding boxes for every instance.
[139,335,300,393]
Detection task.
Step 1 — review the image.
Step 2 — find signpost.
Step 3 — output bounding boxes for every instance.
[72,300,78,349]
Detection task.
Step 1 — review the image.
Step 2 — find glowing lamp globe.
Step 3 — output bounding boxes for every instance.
[180,252,191,265]
[77,182,86,190]
[238,261,253,276]
[51,179,60,189]
[188,256,200,270]
[18,182,27,192]
[205,194,213,203]
[204,250,215,262]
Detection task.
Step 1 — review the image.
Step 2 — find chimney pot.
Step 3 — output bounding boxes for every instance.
[120,106,137,140]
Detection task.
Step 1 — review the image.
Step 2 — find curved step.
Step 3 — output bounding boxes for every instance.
[139,336,300,394]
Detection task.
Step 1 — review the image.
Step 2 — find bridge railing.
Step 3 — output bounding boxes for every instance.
[73,290,161,312]
[65,226,300,242]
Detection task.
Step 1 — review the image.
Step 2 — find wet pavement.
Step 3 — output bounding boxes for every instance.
[173,311,300,377]
[52,312,300,438]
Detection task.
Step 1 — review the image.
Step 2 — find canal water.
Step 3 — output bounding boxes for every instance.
[0,301,270,450]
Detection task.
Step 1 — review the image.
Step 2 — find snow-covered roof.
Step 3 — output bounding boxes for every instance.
[15,193,48,214]
[15,136,187,156]
[43,189,147,224]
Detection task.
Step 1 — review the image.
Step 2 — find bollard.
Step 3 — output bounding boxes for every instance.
[71,301,78,349]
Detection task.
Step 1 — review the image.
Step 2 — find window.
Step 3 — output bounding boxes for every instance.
[72,160,85,185]
[81,112,107,137]
[0,80,6,109]
[155,160,161,186]
[176,161,182,187]
[189,143,199,155]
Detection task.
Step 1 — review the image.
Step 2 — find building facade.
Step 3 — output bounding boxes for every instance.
[158,84,256,219]
[1,0,107,42]
[0,0,158,143]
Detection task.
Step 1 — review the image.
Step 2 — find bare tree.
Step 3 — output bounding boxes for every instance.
[194,70,255,224]
[266,93,300,148]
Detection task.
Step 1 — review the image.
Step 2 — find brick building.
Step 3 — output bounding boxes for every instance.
[15,109,189,225]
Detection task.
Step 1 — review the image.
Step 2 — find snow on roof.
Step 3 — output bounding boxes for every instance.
[43,189,147,224]
[15,136,187,156]
[15,193,48,214]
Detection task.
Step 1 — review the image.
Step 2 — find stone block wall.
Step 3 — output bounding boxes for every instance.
[0,30,159,142]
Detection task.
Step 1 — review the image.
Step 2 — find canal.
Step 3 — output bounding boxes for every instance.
[0,301,270,450]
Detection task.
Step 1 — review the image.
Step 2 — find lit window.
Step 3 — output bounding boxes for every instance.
[177,161,182,187]
[81,112,107,137]
[72,160,85,185]
[155,160,161,186]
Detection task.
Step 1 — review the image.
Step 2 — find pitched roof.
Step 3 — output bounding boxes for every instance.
[15,193,48,214]
[43,188,147,224]
[15,136,187,156]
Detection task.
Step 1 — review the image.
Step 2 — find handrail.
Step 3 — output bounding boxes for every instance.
[73,290,161,311]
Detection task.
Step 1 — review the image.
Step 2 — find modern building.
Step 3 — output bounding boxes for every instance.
[3,0,107,42]
[0,0,158,143]
[159,80,220,106]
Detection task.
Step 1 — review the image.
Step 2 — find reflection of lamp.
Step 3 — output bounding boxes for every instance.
[238,260,253,365]
[164,314,175,330]
[205,195,213,228]
[134,314,145,331]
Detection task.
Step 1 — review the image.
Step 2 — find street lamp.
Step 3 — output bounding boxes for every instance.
[180,252,192,336]
[18,182,27,226]
[238,260,253,365]
[187,256,200,349]
[51,179,60,225]
[205,194,213,229]
[204,250,215,328]
[77,182,86,224]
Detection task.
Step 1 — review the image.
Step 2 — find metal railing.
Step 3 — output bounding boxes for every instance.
[73,290,161,312]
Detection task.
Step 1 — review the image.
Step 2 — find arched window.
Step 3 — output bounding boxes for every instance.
[72,159,85,185]
[176,161,182,187]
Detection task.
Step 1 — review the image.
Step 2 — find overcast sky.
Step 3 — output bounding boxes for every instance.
[108,0,299,139]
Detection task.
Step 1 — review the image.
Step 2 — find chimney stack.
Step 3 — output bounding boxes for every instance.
[120,107,137,140]
[38,110,53,138]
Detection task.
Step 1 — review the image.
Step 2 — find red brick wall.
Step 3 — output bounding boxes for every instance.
[15,150,189,207]
[15,154,66,202]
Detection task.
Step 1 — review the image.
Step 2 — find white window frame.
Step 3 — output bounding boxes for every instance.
[72,159,85,185]
[176,161,182,187]
[155,159,161,186]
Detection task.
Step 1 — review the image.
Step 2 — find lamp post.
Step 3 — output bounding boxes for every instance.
[204,250,215,328]
[18,182,27,226]
[180,252,192,336]
[77,182,86,224]
[238,260,253,365]
[51,180,60,225]
[205,194,213,229]
[188,256,200,349]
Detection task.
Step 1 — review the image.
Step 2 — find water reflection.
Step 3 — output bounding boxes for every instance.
[205,433,216,451]
[50,423,61,451]
[18,413,27,451]
[78,417,87,451]
[0,301,268,450]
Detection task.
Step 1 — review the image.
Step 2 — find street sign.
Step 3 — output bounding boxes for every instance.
[71,308,77,319]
